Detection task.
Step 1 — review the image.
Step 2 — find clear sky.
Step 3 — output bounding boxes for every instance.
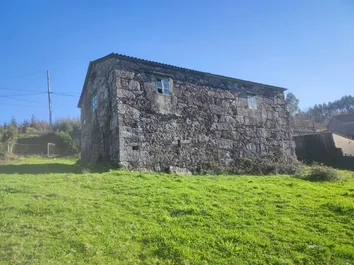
[0,0,353,124]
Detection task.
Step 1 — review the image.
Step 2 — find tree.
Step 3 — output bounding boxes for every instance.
[58,121,73,133]
[10,117,17,128]
[286,92,300,117]
[53,118,80,132]
[30,115,39,130]
[304,95,354,127]
[19,119,31,133]
[1,124,18,152]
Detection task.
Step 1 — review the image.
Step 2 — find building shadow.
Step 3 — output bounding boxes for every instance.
[0,163,82,175]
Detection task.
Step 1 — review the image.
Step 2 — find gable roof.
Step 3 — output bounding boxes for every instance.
[78,53,287,107]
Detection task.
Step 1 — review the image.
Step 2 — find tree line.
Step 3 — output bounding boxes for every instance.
[0,116,81,158]
[0,115,80,134]
[286,94,354,129]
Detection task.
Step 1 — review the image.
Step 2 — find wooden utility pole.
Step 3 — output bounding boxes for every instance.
[47,70,53,132]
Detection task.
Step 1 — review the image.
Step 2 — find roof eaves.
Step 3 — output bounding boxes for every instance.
[78,52,288,108]
[110,53,287,91]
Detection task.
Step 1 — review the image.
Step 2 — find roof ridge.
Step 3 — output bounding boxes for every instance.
[91,53,287,91]
[79,52,288,107]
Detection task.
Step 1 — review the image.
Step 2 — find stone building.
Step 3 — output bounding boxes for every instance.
[294,132,354,170]
[78,53,295,172]
[328,114,354,140]
[291,118,316,136]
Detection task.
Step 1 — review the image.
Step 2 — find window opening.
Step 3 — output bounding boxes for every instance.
[247,95,257,110]
[156,77,170,94]
[92,95,97,112]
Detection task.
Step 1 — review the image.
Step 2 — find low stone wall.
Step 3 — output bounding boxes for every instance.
[294,132,354,170]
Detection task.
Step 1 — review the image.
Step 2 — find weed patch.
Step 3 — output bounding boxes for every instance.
[296,164,342,182]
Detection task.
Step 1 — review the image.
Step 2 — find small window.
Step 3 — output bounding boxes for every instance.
[156,77,170,95]
[92,96,97,112]
[247,95,257,110]
[177,139,181,148]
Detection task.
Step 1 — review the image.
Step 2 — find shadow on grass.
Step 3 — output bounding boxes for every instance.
[0,163,82,175]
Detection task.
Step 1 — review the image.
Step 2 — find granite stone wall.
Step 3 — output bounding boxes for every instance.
[80,57,295,172]
[80,59,119,166]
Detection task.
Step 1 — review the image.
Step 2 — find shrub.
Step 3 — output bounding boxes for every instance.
[57,122,73,133]
[1,125,18,147]
[197,154,302,175]
[0,142,6,160]
[24,127,38,134]
[230,154,301,175]
[0,143,21,163]
[296,164,342,182]
[55,131,80,155]
[53,118,80,132]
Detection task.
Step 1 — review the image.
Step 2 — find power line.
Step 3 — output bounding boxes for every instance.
[0,96,41,104]
[0,87,45,93]
[26,75,44,86]
[0,72,44,80]
[0,92,46,97]
[0,102,48,108]
[0,70,79,122]
[0,101,68,109]
[51,92,80,97]
[0,87,79,97]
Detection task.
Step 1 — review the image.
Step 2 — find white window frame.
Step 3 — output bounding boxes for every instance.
[156,77,170,95]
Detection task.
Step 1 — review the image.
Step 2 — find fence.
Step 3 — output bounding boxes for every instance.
[13,143,60,157]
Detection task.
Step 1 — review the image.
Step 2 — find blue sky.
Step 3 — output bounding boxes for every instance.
[0,0,353,124]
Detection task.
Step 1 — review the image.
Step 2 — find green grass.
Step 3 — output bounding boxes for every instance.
[0,157,354,264]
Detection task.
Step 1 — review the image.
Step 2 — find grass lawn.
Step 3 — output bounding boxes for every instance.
[0,157,354,265]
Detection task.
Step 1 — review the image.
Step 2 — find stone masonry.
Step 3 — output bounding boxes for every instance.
[78,53,295,172]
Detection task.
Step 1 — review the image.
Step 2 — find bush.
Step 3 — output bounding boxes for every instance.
[55,131,80,155]
[296,164,342,182]
[57,122,73,133]
[197,154,302,175]
[0,142,6,160]
[24,127,38,134]
[1,125,18,147]
[0,143,21,163]
[53,118,80,132]
[232,154,301,175]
